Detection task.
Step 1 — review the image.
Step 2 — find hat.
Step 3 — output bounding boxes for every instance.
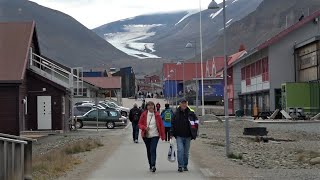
[179,98,187,103]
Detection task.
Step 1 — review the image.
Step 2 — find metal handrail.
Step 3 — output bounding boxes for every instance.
[31,58,70,80]
[0,137,27,144]
[32,53,71,75]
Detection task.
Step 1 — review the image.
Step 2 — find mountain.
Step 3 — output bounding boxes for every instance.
[200,0,320,61]
[94,11,191,59]
[93,0,263,60]
[0,0,134,68]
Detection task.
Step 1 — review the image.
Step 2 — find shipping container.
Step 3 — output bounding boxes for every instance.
[281,82,320,114]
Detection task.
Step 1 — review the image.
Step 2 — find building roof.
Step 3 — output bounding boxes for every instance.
[0,22,36,83]
[228,50,247,65]
[83,77,121,89]
[163,62,206,81]
[258,10,320,50]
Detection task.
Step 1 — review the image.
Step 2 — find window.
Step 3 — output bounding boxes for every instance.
[241,68,245,80]
[251,63,256,77]
[262,57,269,81]
[87,110,97,118]
[109,111,118,117]
[256,60,262,75]
[246,66,251,85]
[98,110,108,118]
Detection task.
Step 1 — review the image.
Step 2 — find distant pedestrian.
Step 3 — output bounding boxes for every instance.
[141,100,146,110]
[138,101,165,173]
[171,98,199,172]
[161,104,174,142]
[156,102,161,112]
[129,103,142,143]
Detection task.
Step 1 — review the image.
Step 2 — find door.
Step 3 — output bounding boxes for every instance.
[83,110,98,125]
[37,96,52,129]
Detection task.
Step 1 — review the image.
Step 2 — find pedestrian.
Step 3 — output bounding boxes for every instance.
[141,100,146,110]
[156,102,161,112]
[138,101,165,173]
[161,103,174,142]
[171,98,199,172]
[129,103,142,143]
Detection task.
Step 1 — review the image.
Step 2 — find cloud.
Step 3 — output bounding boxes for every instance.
[29,0,222,29]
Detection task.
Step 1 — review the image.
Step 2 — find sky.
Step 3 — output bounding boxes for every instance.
[29,0,223,29]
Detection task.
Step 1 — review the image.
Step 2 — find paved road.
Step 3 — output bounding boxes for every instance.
[88,126,204,180]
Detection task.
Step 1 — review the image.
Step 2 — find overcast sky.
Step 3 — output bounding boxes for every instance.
[29,0,223,29]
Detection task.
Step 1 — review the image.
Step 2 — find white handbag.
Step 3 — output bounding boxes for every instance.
[167,139,176,162]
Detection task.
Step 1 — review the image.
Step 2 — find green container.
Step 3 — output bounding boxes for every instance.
[282,82,320,114]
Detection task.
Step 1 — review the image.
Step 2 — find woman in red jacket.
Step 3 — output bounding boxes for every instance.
[139,101,165,173]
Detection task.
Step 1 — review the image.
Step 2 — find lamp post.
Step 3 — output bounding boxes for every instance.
[186,42,199,115]
[170,69,178,107]
[208,0,230,156]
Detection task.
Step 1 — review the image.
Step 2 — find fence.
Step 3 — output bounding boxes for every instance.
[0,133,34,180]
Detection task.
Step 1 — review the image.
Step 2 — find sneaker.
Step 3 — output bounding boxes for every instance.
[184,167,189,171]
[134,140,138,143]
[151,166,156,172]
[178,167,183,173]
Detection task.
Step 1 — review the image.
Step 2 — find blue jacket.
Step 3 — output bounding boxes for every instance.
[161,108,174,127]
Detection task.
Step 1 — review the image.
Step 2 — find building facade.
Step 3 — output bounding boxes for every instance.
[230,10,320,115]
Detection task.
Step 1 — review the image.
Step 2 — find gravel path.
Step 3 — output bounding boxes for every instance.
[193,120,320,179]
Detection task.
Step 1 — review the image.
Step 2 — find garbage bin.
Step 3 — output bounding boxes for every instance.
[235,109,244,117]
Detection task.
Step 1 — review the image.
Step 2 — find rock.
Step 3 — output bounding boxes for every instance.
[309,157,320,165]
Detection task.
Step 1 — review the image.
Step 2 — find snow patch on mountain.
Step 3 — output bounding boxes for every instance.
[210,8,223,19]
[175,10,198,26]
[232,0,239,4]
[104,24,162,59]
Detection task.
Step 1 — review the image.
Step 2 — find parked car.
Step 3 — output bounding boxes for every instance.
[74,101,93,106]
[76,109,128,129]
[104,101,130,117]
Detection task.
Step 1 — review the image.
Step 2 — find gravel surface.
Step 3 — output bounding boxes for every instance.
[194,119,320,179]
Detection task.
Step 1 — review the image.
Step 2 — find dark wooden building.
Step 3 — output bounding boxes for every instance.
[0,22,70,135]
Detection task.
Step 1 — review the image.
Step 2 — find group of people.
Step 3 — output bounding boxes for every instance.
[128,99,199,173]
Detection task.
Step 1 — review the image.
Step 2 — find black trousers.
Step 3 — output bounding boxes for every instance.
[143,137,160,168]
[165,127,171,141]
[132,122,139,141]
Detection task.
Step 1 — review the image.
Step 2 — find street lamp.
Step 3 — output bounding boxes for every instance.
[186,41,199,115]
[170,69,178,107]
[208,0,230,156]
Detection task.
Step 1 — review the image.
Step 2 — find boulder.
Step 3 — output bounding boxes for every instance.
[310,157,320,165]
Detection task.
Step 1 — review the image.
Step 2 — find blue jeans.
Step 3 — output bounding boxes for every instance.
[176,136,191,168]
[132,122,139,141]
[143,137,160,168]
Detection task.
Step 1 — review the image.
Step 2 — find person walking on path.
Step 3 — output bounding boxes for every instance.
[141,100,146,110]
[161,103,174,142]
[129,103,142,143]
[156,102,161,112]
[139,101,165,173]
[171,98,199,173]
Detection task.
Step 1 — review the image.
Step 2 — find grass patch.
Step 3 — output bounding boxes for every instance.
[228,152,243,160]
[297,150,320,163]
[209,142,225,147]
[33,138,103,179]
[64,139,103,155]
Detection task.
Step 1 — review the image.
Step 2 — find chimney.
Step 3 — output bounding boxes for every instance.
[238,44,245,52]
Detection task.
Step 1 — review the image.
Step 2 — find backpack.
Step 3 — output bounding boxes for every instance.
[133,109,140,122]
[164,110,172,122]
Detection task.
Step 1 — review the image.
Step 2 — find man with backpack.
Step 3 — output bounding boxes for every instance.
[129,103,142,143]
[161,104,174,142]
